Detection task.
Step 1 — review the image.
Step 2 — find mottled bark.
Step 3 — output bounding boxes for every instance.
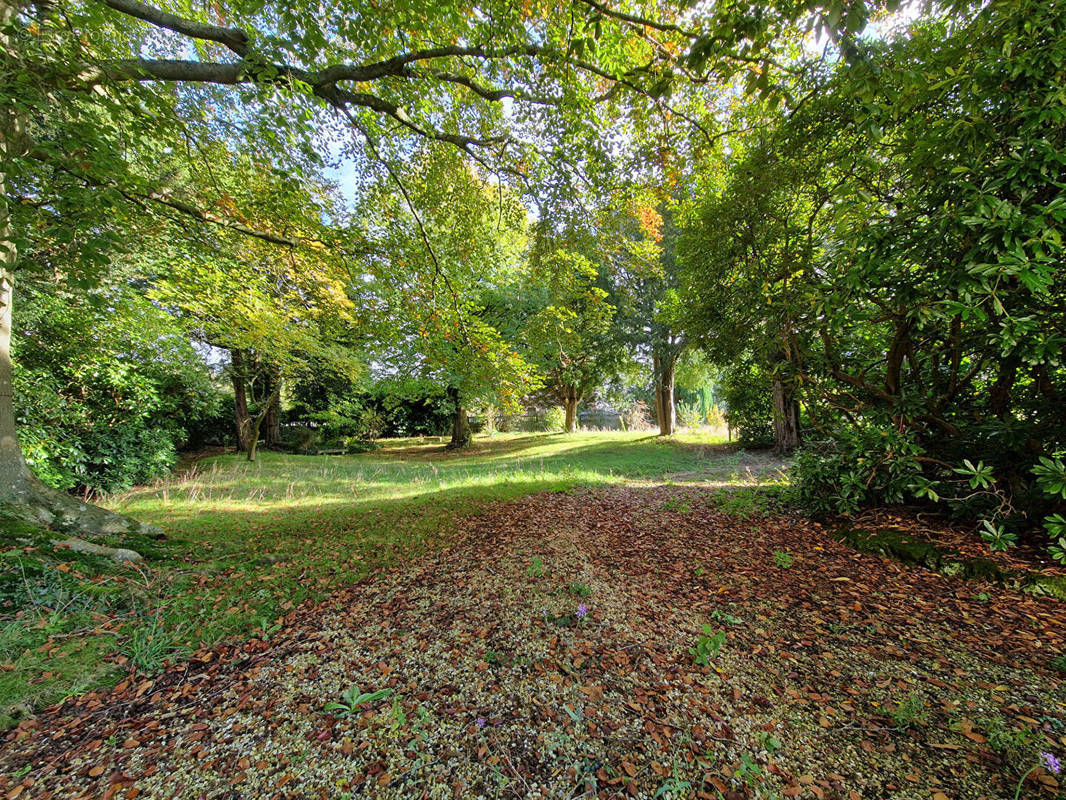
[446,387,471,449]
[562,384,582,433]
[772,377,801,453]
[231,349,251,452]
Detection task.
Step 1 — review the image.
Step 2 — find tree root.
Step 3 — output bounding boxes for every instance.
[1,473,159,560]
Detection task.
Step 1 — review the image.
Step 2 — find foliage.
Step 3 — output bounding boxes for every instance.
[13,284,221,493]
[679,0,1066,559]
[710,608,744,627]
[772,551,793,568]
[690,625,726,665]
[620,400,653,432]
[718,359,775,448]
[525,232,628,428]
[676,401,703,430]
[982,715,1042,775]
[324,685,393,718]
[889,692,928,729]
[791,423,926,516]
[543,407,566,433]
[705,405,726,429]
[360,147,538,437]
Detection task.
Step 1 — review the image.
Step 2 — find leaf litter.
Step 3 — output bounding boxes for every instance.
[1,485,1063,799]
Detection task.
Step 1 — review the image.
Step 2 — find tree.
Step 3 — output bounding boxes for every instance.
[679,116,830,452]
[526,226,627,433]
[14,273,220,493]
[679,0,1066,555]
[607,201,687,436]
[360,147,536,448]
[1,0,915,533]
[152,206,363,462]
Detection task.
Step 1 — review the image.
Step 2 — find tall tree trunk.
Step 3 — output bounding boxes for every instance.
[661,362,676,436]
[231,349,251,452]
[246,383,281,462]
[263,368,282,447]
[0,248,22,496]
[562,384,581,433]
[446,387,471,449]
[0,0,27,498]
[654,354,676,436]
[772,377,800,453]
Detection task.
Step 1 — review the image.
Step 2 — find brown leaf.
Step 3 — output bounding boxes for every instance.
[580,684,604,702]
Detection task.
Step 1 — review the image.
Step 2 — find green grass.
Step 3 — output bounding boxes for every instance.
[1,430,770,727]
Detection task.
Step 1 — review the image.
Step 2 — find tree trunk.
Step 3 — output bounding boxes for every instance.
[247,413,263,462]
[654,355,676,436]
[0,0,26,497]
[231,349,251,452]
[562,385,581,433]
[0,260,25,496]
[446,387,471,449]
[263,368,282,447]
[661,362,675,436]
[772,377,801,453]
[0,61,156,544]
[246,383,281,462]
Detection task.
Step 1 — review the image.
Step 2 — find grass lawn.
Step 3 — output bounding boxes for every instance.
[0,431,783,730]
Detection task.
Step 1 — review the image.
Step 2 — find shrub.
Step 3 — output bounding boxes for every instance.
[284,425,319,452]
[791,423,926,516]
[720,361,774,447]
[621,400,652,431]
[544,407,566,432]
[14,286,221,493]
[677,401,703,429]
[357,407,386,442]
[705,404,726,428]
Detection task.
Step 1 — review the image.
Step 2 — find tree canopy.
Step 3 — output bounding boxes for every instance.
[3,0,1065,567]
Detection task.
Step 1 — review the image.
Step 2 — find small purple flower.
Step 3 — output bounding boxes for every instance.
[576,604,588,619]
[476,716,486,730]
[1043,752,1062,774]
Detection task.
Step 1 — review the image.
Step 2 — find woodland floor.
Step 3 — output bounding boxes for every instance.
[1,437,1064,800]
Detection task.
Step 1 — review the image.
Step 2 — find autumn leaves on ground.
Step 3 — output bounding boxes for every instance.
[2,435,1065,800]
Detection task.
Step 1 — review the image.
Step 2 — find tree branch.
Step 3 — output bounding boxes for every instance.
[574,0,697,38]
[101,0,249,56]
[34,150,300,247]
